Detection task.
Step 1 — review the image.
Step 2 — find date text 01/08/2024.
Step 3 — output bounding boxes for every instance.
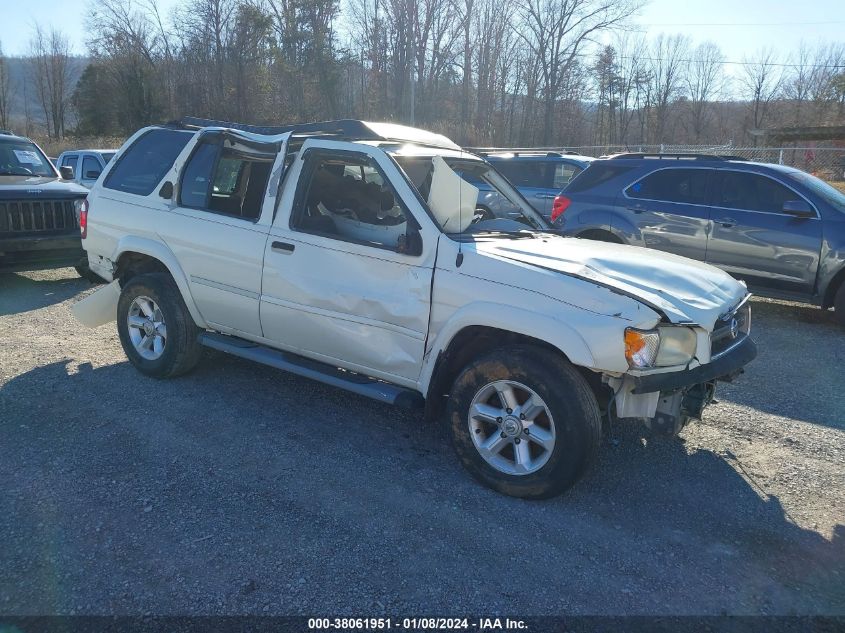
[307,617,528,630]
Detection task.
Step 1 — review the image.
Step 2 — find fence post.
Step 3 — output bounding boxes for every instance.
[779,149,784,165]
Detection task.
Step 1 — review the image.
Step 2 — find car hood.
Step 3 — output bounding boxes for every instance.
[0,175,88,198]
[476,236,748,331]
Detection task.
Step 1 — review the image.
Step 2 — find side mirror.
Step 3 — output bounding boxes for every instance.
[60,165,74,180]
[399,229,423,256]
[84,170,101,180]
[159,181,174,200]
[782,199,814,218]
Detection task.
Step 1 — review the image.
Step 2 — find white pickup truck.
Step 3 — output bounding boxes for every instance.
[74,118,756,499]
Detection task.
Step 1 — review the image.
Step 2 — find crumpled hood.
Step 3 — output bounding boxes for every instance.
[476,236,748,331]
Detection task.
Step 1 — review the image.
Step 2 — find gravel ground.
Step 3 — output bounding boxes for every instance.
[1,268,843,616]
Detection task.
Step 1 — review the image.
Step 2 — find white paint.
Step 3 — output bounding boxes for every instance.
[71,280,121,328]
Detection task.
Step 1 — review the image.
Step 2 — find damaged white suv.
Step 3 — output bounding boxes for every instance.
[74,118,756,499]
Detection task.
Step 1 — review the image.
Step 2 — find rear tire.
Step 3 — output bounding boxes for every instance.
[835,283,845,328]
[578,229,623,244]
[447,346,602,499]
[117,273,203,378]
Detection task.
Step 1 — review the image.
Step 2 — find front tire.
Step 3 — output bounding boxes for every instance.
[117,273,202,378]
[447,346,602,499]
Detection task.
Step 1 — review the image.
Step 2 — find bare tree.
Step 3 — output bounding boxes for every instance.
[643,33,689,143]
[29,25,75,139]
[0,40,13,130]
[685,41,724,142]
[514,0,640,142]
[740,48,783,140]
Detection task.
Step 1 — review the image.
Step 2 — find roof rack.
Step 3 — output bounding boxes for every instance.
[169,117,460,150]
[0,128,15,136]
[607,152,748,161]
[467,147,584,157]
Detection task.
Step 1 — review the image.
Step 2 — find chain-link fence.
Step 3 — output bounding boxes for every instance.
[562,144,845,182]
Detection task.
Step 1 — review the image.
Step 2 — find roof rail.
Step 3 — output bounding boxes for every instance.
[168,117,460,150]
[607,152,748,161]
[466,146,583,157]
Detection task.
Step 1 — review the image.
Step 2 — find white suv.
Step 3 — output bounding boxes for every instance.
[74,118,756,499]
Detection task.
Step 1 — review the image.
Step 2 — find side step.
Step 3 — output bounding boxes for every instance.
[199,332,424,409]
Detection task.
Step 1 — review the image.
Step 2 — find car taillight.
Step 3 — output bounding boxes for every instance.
[550,195,571,222]
[78,198,88,238]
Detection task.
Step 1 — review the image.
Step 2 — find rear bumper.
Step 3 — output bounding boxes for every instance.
[630,336,757,394]
[0,233,85,272]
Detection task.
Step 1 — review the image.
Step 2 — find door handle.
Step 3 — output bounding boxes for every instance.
[271,241,295,253]
[715,217,737,228]
[534,193,556,200]
[626,205,645,214]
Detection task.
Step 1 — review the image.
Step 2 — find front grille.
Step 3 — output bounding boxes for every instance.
[0,199,78,234]
[711,303,751,359]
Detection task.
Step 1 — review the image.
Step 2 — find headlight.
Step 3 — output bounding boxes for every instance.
[624,326,697,368]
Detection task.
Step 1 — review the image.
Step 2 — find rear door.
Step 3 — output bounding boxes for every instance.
[705,169,822,295]
[158,130,289,336]
[622,167,714,261]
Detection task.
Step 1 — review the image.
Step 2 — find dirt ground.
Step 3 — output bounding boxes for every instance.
[1,268,843,616]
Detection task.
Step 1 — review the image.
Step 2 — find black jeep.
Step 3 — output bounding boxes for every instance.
[0,130,96,279]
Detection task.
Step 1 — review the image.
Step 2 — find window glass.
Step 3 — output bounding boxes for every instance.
[82,155,101,179]
[565,164,634,193]
[716,171,805,213]
[180,142,218,209]
[626,168,710,204]
[101,152,116,163]
[785,171,845,213]
[494,161,551,188]
[63,155,78,172]
[553,163,582,189]
[105,129,193,195]
[180,141,273,220]
[0,139,55,177]
[293,154,411,251]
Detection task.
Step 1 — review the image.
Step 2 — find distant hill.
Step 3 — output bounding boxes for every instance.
[3,55,89,132]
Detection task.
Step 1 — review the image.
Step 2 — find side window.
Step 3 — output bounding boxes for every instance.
[553,163,582,189]
[82,155,101,180]
[179,141,274,221]
[626,168,710,205]
[495,161,551,188]
[105,129,193,195]
[715,172,804,213]
[63,155,78,173]
[292,153,413,252]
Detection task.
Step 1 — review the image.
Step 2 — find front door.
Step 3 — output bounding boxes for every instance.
[705,170,823,295]
[621,167,713,262]
[260,141,436,383]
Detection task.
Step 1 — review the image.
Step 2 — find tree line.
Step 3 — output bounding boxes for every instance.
[0,0,844,148]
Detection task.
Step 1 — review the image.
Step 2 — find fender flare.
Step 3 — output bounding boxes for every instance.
[419,302,596,393]
[112,235,208,329]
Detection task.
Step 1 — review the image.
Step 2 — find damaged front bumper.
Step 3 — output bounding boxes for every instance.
[609,336,757,435]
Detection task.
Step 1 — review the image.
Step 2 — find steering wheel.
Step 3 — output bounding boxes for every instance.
[471,206,495,224]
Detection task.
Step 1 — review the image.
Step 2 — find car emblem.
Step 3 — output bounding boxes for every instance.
[730,318,739,339]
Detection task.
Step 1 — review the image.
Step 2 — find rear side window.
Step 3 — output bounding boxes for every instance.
[553,163,583,189]
[565,164,634,193]
[82,155,102,179]
[626,168,710,205]
[104,129,193,196]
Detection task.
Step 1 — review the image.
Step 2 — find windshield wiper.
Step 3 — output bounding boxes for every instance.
[455,230,538,240]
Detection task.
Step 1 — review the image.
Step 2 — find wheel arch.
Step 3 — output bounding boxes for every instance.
[112,236,207,328]
[420,305,598,421]
[821,264,845,309]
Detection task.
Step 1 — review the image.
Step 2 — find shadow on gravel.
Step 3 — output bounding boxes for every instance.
[0,272,87,317]
[716,299,845,430]
[1,357,843,613]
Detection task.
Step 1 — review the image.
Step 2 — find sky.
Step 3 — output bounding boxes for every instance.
[0,0,843,62]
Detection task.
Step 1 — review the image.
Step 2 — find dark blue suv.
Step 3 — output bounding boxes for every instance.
[468,150,594,219]
[556,153,845,326]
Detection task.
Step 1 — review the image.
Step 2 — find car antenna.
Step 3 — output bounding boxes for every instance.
[456,148,464,268]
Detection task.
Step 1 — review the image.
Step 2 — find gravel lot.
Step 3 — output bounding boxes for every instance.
[1,268,843,616]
